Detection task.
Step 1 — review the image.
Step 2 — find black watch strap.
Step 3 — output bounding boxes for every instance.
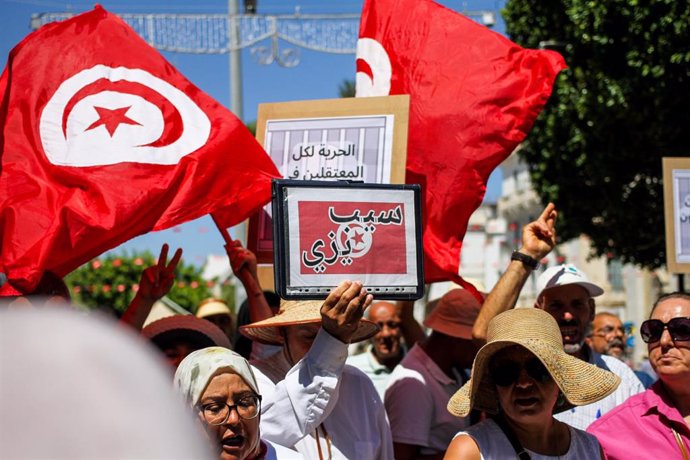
[511,251,540,270]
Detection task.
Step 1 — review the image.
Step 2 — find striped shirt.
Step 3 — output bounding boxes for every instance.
[555,346,645,430]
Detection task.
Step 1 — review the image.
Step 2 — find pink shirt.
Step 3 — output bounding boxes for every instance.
[587,381,690,459]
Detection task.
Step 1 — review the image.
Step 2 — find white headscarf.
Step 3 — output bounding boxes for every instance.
[174,346,260,407]
[0,308,212,459]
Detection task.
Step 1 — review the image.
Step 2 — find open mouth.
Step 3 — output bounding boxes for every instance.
[222,435,245,450]
[559,326,579,341]
[515,397,540,407]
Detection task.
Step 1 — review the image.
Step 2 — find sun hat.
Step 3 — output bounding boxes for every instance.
[196,298,232,319]
[174,347,260,407]
[423,288,484,340]
[447,308,620,417]
[239,299,378,345]
[142,314,231,350]
[536,264,604,298]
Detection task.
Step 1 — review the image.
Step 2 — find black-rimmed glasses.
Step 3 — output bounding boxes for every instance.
[198,394,262,425]
[640,317,690,343]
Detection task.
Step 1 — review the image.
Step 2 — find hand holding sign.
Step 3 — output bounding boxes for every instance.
[320,280,374,344]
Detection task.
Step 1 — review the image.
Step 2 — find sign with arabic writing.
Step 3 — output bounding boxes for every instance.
[663,157,690,273]
[248,96,410,267]
[272,180,423,300]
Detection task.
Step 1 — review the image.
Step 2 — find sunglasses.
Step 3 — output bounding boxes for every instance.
[489,357,552,387]
[640,317,690,343]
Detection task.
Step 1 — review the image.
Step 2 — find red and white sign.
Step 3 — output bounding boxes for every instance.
[274,181,423,300]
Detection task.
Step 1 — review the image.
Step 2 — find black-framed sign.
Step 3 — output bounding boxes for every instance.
[272,179,424,300]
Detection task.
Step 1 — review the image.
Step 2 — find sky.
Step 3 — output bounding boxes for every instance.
[0,0,507,267]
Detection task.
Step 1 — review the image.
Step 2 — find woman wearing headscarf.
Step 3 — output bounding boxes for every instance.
[444,308,621,459]
[175,347,280,460]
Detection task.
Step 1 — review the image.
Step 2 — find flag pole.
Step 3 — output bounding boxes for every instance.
[211,214,234,246]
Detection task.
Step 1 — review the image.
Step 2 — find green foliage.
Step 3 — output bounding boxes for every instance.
[65,251,213,315]
[338,79,356,98]
[504,0,690,268]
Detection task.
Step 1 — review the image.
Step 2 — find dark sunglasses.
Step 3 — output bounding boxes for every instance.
[640,317,690,343]
[489,357,552,387]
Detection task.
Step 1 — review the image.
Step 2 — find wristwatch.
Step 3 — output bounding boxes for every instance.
[510,250,540,270]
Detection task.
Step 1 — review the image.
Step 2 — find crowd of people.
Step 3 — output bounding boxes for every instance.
[1,203,689,460]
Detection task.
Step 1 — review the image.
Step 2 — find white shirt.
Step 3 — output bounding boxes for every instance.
[384,344,469,455]
[554,347,644,430]
[346,346,393,400]
[455,418,601,459]
[253,329,394,459]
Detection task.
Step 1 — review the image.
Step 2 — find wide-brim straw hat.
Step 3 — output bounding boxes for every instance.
[447,308,620,417]
[239,299,378,345]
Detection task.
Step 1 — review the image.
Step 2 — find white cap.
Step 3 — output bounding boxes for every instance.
[536,264,604,298]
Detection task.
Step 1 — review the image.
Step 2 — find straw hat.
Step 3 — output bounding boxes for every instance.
[196,298,232,319]
[447,308,620,417]
[239,299,378,345]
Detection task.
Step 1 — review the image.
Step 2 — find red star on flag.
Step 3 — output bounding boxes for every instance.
[351,228,365,246]
[86,106,141,136]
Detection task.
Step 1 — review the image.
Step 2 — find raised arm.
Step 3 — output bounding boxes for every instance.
[120,244,182,330]
[259,281,374,445]
[472,203,557,342]
[226,240,273,324]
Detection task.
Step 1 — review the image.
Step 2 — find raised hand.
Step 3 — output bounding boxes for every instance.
[320,280,373,344]
[225,239,258,281]
[519,203,558,261]
[137,244,183,302]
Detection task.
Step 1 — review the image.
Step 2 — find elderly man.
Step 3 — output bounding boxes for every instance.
[587,311,627,359]
[346,301,425,399]
[588,311,656,388]
[588,292,690,458]
[385,288,482,459]
[473,203,644,430]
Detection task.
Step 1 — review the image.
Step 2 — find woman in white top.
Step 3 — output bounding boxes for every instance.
[444,308,620,459]
[175,347,282,460]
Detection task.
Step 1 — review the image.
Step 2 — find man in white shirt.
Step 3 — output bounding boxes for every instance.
[473,203,644,430]
[346,301,405,399]
[240,280,394,459]
[384,288,482,459]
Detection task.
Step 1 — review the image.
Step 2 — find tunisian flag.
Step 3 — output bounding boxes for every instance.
[356,0,565,288]
[0,6,280,293]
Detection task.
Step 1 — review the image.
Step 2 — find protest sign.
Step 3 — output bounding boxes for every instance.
[663,157,690,272]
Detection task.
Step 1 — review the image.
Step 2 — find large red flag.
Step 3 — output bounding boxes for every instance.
[0,6,280,293]
[356,0,565,289]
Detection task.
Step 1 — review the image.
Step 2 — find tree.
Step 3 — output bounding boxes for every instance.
[338,79,356,98]
[503,0,690,268]
[65,250,214,316]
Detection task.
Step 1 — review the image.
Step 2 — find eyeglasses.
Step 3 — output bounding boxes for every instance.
[198,394,262,425]
[489,357,552,387]
[640,317,690,343]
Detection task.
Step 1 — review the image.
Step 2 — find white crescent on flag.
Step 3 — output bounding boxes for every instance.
[39,65,211,167]
[355,38,392,97]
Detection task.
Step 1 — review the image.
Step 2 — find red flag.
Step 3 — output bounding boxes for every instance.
[356,0,565,289]
[0,6,280,293]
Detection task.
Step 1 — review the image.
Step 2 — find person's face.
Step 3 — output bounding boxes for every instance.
[491,345,559,424]
[204,314,234,338]
[198,372,260,460]
[648,298,690,385]
[368,302,402,361]
[588,314,626,358]
[284,324,320,364]
[538,285,594,355]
